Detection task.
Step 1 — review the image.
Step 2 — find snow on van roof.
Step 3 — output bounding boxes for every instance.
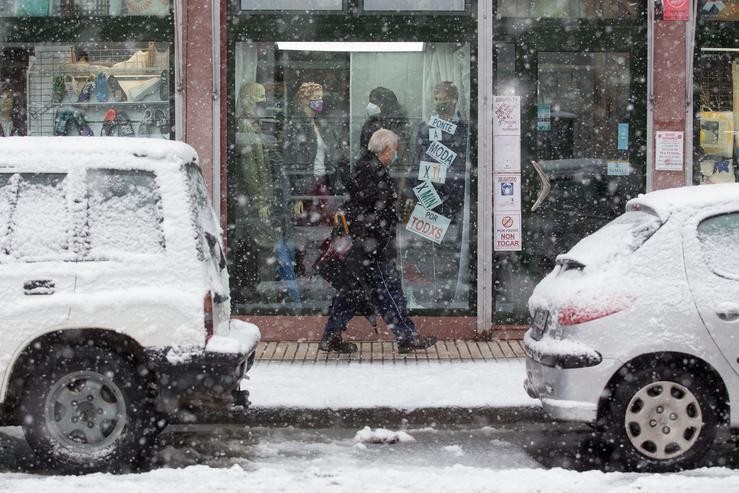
[0,137,198,170]
[627,183,739,221]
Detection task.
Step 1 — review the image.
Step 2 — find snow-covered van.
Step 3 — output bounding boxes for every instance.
[0,137,260,472]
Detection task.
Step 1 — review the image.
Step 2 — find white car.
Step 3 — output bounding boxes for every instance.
[0,137,260,473]
[524,183,739,472]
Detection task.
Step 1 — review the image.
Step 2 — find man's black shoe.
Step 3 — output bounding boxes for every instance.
[397,335,437,353]
[319,333,358,354]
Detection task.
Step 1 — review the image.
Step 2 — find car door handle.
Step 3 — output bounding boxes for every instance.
[530,160,551,212]
[23,279,55,295]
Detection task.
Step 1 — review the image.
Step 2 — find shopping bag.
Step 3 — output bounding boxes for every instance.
[313,212,353,289]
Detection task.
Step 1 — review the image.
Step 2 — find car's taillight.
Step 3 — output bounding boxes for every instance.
[557,299,632,326]
[203,292,214,342]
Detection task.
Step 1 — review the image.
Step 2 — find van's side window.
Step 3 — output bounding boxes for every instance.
[87,169,165,258]
[1,173,73,262]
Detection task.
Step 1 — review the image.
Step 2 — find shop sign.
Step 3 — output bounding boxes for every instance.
[617,123,629,150]
[493,174,521,212]
[426,139,458,167]
[663,0,690,20]
[607,161,631,176]
[655,131,684,171]
[537,104,551,131]
[428,115,457,135]
[493,135,521,172]
[406,204,451,244]
[413,180,443,210]
[417,160,448,184]
[493,96,521,136]
[494,213,522,251]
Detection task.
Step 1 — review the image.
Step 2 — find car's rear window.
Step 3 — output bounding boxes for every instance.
[184,163,222,265]
[558,209,662,269]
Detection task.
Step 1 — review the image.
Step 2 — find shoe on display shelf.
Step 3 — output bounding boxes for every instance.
[115,110,136,137]
[106,74,127,102]
[95,72,108,102]
[100,108,117,136]
[77,74,95,102]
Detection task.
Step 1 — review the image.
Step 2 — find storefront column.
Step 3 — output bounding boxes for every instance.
[651,18,688,190]
[182,0,216,199]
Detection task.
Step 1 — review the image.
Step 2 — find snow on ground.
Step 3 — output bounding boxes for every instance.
[1,462,738,493]
[246,360,538,409]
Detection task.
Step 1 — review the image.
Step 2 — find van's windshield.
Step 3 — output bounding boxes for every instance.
[557,209,662,269]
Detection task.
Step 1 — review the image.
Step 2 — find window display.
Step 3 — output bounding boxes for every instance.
[0,0,171,17]
[228,41,472,314]
[0,42,171,139]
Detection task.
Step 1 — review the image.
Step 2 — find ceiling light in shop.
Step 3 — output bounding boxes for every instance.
[276,42,425,52]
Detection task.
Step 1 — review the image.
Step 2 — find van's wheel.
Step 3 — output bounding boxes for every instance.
[20,344,157,473]
[605,360,722,472]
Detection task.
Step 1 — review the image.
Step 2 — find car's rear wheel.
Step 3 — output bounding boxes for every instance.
[605,360,722,472]
[20,344,157,473]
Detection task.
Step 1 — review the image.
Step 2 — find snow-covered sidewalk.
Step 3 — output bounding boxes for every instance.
[246,360,538,409]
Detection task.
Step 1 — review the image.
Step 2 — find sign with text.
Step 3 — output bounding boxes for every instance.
[413,180,443,211]
[656,131,684,171]
[417,160,448,184]
[406,204,451,244]
[426,139,458,167]
[663,0,689,20]
[429,127,443,141]
[428,115,457,135]
[493,174,521,212]
[607,161,631,176]
[493,96,521,136]
[494,213,522,251]
[493,135,521,172]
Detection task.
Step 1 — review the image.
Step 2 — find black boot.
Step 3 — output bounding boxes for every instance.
[319,333,358,353]
[397,334,437,353]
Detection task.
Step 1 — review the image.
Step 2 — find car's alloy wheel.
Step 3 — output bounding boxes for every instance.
[605,359,723,472]
[21,343,157,473]
[624,380,702,460]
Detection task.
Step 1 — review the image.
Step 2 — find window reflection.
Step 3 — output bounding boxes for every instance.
[229,42,473,314]
[1,0,170,17]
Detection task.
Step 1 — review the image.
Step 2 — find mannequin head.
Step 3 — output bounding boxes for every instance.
[433,81,458,120]
[238,82,266,119]
[368,87,401,118]
[296,82,323,118]
[0,86,14,119]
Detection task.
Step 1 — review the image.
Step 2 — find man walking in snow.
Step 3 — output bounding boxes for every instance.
[319,129,438,354]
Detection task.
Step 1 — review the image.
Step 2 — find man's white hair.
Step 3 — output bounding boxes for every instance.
[368,129,399,154]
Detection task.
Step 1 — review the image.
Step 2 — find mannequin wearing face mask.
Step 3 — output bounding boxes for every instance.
[282,81,338,228]
[229,81,276,302]
[358,87,411,162]
[0,86,22,137]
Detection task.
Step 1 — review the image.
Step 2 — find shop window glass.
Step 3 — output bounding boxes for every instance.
[87,169,165,258]
[0,42,171,139]
[241,0,342,10]
[364,0,465,10]
[698,213,739,278]
[699,0,739,21]
[0,0,171,17]
[229,41,473,314]
[498,0,641,18]
[695,52,739,184]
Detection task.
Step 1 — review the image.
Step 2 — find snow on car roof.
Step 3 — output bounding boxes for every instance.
[627,182,739,221]
[0,137,198,172]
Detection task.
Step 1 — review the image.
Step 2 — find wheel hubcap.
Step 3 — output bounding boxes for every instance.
[624,380,703,460]
[45,370,126,451]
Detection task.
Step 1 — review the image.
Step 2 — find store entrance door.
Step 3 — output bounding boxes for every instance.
[492,16,648,325]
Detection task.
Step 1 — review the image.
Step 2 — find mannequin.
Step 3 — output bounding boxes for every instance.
[230,82,276,303]
[282,82,335,227]
[0,86,21,137]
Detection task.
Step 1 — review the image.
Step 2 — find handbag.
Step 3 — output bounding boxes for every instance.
[313,212,353,289]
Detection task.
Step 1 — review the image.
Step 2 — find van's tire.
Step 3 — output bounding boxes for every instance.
[604,360,722,472]
[20,344,157,474]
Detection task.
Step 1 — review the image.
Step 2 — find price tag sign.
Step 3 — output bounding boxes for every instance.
[406,204,451,244]
[413,180,442,210]
[417,160,448,184]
